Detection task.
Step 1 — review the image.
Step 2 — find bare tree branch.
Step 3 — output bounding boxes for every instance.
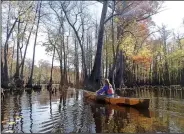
[104,2,135,24]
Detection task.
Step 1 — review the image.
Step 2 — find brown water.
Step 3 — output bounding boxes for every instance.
[1,87,184,133]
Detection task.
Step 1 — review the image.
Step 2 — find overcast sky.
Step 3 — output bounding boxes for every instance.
[152,1,184,32]
[25,1,184,66]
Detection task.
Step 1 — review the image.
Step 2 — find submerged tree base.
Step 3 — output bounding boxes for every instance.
[1,81,10,89]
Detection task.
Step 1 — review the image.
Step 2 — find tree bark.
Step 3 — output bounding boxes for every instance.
[89,33,93,77]
[86,32,89,75]
[108,24,123,90]
[10,33,15,78]
[20,20,37,79]
[59,26,64,88]
[115,50,125,88]
[61,4,88,81]
[105,32,108,78]
[74,37,79,88]
[90,1,108,89]
[1,55,5,87]
[63,35,67,85]
[14,17,21,79]
[3,15,18,88]
[27,1,42,87]
[66,35,69,84]
[49,47,55,85]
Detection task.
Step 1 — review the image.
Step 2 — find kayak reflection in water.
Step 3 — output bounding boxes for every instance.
[96,79,114,97]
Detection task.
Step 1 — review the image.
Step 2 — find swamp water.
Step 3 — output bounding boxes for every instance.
[1,87,184,133]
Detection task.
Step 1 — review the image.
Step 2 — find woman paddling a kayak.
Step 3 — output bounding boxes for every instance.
[96,79,114,97]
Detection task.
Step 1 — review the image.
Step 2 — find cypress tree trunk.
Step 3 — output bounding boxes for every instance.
[105,33,108,78]
[115,50,125,88]
[49,47,55,85]
[1,56,5,87]
[74,37,79,88]
[10,37,15,78]
[14,18,21,79]
[27,1,42,87]
[20,4,38,79]
[3,3,16,88]
[90,1,108,89]
[63,35,67,85]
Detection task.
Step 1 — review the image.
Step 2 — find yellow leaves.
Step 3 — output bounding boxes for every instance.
[18,15,22,21]
[180,38,184,45]
[114,17,119,23]
[120,35,135,57]
[15,116,23,119]
[138,47,152,58]
[167,49,184,60]
[132,47,152,70]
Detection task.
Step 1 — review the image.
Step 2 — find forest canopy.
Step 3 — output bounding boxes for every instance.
[1,1,184,90]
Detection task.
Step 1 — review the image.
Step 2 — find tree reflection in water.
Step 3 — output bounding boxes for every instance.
[27,91,33,133]
[1,87,184,133]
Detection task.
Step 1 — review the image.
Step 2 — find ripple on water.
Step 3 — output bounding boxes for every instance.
[1,88,184,133]
[38,123,55,133]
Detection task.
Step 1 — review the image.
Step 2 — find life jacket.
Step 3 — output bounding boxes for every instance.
[106,85,114,95]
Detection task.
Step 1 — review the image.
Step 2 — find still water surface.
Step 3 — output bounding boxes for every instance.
[1,87,184,133]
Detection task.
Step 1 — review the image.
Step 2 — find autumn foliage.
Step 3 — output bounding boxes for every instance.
[132,55,152,69]
[132,48,152,70]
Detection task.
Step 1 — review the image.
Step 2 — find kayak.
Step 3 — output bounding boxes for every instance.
[83,90,150,109]
[85,98,153,119]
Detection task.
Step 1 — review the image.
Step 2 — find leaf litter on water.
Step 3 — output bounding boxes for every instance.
[1,120,7,124]
[8,122,16,125]
[5,130,14,133]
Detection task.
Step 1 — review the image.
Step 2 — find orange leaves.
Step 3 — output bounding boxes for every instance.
[132,55,142,62]
[132,55,152,63]
[139,23,147,31]
[132,55,152,70]
[136,22,150,36]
